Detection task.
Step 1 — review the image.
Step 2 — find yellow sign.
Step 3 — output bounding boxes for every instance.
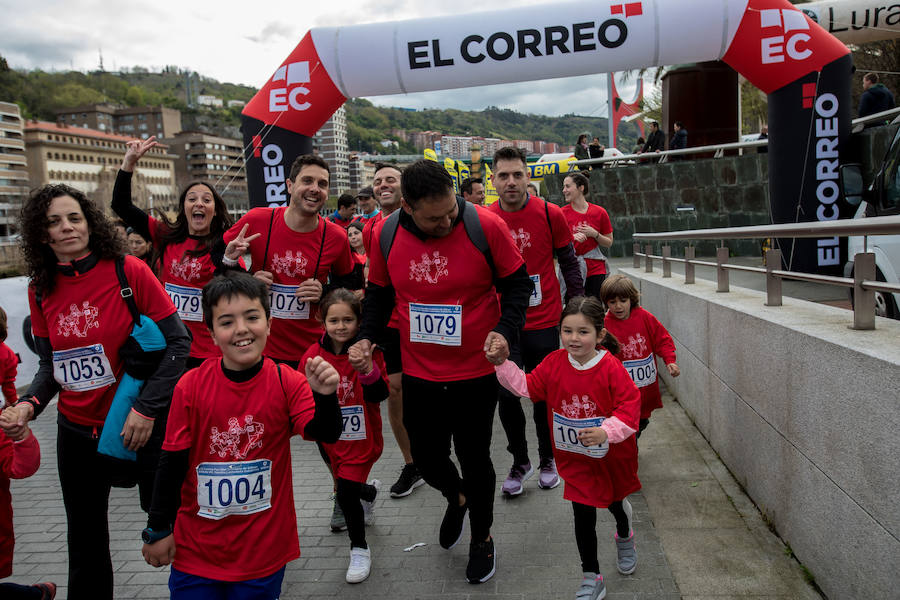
[526,157,577,182]
[483,163,499,205]
[424,148,438,162]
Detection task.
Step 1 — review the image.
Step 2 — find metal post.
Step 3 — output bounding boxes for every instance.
[684,246,695,284]
[662,245,671,278]
[716,246,729,292]
[633,243,641,268]
[852,252,876,330]
[645,244,653,273]
[765,249,782,306]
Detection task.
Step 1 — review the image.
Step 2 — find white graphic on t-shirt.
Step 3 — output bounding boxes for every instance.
[209,415,266,460]
[271,251,308,278]
[509,227,532,254]
[572,220,589,236]
[56,301,100,338]
[561,394,598,419]
[409,251,449,284]
[620,333,648,359]
[169,256,203,282]
[337,375,355,405]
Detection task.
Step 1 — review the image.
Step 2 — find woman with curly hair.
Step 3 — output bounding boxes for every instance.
[113,136,240,368]
[0,184,190,599]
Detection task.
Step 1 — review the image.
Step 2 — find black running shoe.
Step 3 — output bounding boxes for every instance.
[466,537,496,584]
[439,500,468,549]
[389,463,425,498]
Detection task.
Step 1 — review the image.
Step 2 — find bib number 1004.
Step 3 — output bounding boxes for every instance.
[196,460,272,520]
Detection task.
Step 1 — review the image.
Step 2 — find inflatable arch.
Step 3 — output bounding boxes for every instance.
[242,0,855,273]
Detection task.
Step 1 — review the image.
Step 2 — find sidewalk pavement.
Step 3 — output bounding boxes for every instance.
[4,388,820,599]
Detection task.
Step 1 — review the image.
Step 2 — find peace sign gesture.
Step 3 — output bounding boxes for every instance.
[121,136,159,172]
[225,224,261,261]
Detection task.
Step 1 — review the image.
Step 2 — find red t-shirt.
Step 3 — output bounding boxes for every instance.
[487,197,573,330]
[163,358,316,581]
[526,349,640,508]
[300,341,386,483]
[603,306,677,419]
[0,343,17,407]
[28,256,177,426]
[361,211,385,256]
[367,205,524,382]
[0,433,40,578]
[224,209,354,361]
[562,203,613,276]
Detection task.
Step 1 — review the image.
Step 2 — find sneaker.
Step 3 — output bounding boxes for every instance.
[501,461,534,496]
[439,500,468,549]
[33,582,57,600]
[575,572,606,600]
[390,463,425,498]
[361,479,381,526]
[330,493,347,532]
[465,537,496,584]
[345,546,371,583]
[615,531,637,575]
[537,457,560,489]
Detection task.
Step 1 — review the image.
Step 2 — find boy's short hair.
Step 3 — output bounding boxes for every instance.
[288,154,330,181]
[600,274,641,307]
[337,193,357,209]
[202,271,270,328]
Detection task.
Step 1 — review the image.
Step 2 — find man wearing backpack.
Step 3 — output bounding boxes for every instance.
[352,159,532,584]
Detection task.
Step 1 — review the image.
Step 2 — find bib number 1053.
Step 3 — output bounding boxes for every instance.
[196,459,272,520]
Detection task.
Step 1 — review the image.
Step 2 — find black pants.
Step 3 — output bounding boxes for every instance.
[572,501,630,574]
[585,274,607,301]
[335,478,377,549]
[497,326,558,465]
[403,373,498,542]
[57,415,165,599]
[0,583,43,599]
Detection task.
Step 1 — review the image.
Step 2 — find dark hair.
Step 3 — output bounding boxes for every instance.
[460,177,483,195]
[400,160,453,208]
[577,134,588,145]
[319,288,362,325]
[560,296,619,354]
[564,172,590,196]
[600,274,640,307]
[19,183,124,295]
[374,163,402,177]
[637,137,645,145]
[864,72,878,83]
[527,182,539,193]
[202,270,270,329]
[674,120,684,129]
[347,220,365,234]
[151,181,233,274]
[114,219,128,230]
[288,154,330,181]
[337,193,357,209]
[0,306,7,342]
[127,227,151,244]
[492,146,527,167]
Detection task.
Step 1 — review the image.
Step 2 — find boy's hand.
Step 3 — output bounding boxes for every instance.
[305,356,339,395]
[142,535,175,568]
[577,426,608,446]
[666,363,680,377]
[348,344,372,374]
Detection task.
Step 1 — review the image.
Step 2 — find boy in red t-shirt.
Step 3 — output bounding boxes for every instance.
[141,272,342,598]
[600,275,680,437]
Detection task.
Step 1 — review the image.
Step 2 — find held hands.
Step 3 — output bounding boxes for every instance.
[576,224,599,239]
[121,136,159,172]
[577,426,608,447]
[142,535,175,568]
[348,342,373,374]
[295,279,323,304]
[573,232,587,244]
[0,402,34,441]
[121,410,154,451]
[483,331,509,365]
[305,356,339,395]
[666,363,681,377]
[224,224,261,261]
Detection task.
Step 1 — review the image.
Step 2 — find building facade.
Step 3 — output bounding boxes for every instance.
[314,105,350,194]
[348,154,375,191]
[0,102,29,237]
[56,104,182,139]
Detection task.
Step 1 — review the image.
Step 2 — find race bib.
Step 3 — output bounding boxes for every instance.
[165,282,203,322]
[196,459,272,520]
[340,405,367,441]
[409,303,462,346]
[623,355,657,388]
[529,274,542,307]
[553,412,609,458]
[269,284,310,320]
[52,344,115,392]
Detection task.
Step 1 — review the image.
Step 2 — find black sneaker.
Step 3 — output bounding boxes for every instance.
[389,463,425,498]
[466,537,496,584]
[439,500,468,549]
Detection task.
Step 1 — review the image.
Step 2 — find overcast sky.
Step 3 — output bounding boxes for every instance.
[1,0,646,119]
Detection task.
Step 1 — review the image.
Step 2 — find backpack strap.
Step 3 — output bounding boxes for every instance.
[378,210,401,262]
[262,208,276,271]
[460,202,496,278]
[115,256,141,326]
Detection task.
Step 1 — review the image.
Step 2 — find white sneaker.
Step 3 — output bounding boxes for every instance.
[346,547,371,583]
[361,479,381,526]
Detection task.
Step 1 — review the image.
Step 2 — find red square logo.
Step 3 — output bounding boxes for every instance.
[611,4,623,14]
[625,2,643,17]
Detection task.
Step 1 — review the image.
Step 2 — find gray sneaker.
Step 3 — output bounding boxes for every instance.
[330,493,347,532]
[575,572,606,600]
[615,532,637,575]
[361,479,381,526]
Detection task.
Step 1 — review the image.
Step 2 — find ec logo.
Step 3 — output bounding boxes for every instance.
[269,62,311,112]
[759,8,812,65]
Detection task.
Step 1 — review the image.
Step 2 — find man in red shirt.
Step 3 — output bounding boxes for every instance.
[329,194,357,229]
[352,160,532,584]
[353,186,379,224]
[487,147,584,496]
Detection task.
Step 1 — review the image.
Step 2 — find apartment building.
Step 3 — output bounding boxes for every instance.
[56,104,182,139]
[314,105,350,194]
[348,154,375,191]
[0,102,29,237]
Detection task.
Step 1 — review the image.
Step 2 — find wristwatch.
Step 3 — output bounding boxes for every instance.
[141,527,172,544]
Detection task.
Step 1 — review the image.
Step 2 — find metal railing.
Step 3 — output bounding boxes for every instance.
[631,216,900,330]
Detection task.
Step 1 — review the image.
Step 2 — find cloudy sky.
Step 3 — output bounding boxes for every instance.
[1,0,645,118]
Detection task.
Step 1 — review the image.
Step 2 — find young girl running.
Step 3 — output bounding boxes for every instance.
[489,296,641,600]
[301,289,388,584]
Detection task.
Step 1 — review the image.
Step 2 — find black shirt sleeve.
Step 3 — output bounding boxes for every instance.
[303,391,342,443]
[492,263,532,347]
[359,281,395,343]
[556,242,585,301]
[112,169,153,242]
[133,313,191,419]
[147,448,189,531]
[20,336,59,419]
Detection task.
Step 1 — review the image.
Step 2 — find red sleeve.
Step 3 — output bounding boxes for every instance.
[480,208,525,278]
[326,222,354,277]
[125,255,177,322]
[362,220,375,255]
[223,208,264,245]
[1,345,17,406]
[645,310,677,364]
[162,378,193,451]
[366,220,390,288]
[605,354,640,430]
[282,368,317,437]
[0,431,40,479]
[547,202,574,249]
[372,349,390,387]
[595,206,613,236]
[27,286,48,338]
[524,355,551,404]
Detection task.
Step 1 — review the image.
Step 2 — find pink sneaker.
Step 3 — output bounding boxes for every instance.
[538,457,560,489]
[501,462,533,496]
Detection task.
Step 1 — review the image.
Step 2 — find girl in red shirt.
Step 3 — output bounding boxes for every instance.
[347,221,368,297]
[490,297,640,600]
[561,172,614,300]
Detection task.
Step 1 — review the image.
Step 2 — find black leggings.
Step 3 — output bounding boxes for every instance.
[584,274,607,301]
[0,583,43,599]
[335,478,377,549]
[572,501,630,573]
